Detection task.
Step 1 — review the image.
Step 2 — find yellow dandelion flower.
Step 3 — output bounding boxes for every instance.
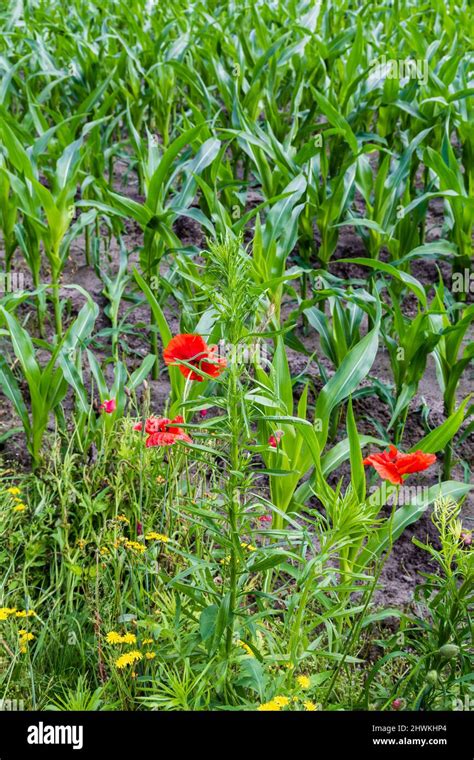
[116,515,129,523]
[145,532,169,543]
[296,675,311,690]
[145,652,156,660]
[20,645,27,654]
[19,632,34,642]
[13,504,27,512]
[100,547,109,555]
[106,631,123,644]
[303,700,318,711]
[240,542,257,551]
[6,487,21,495]
[142,638,153,645]
[257,700,281,711]
[106,631,137,645]
[115,650,143,669]
[273,696,290,707]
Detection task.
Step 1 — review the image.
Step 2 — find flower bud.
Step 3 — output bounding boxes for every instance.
[391,698,403,710]
[438,644,460,659]
[426,670,438,685]
[460,530,472,547]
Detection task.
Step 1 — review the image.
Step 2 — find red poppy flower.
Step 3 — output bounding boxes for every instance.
[134,415,192,447]
[268,430,284,448]
[363,445,436,485]
[99,399,116,414]
[163,334,226,382]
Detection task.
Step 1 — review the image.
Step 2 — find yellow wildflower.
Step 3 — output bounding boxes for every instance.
[142,638,153,645]
[296,674,311,690]
[145,652,156,660]
[106,631,123,644]
[124,540,146,553]
[106,631,137,645]
[273,696,290,707]
[145,532,169,543]
[0,607,17,620]
[303,700,318,711]
[115,650,143,669]
[13,504,27,512]
[116,515,129,523]
[257,700,281,711]
[238,640,254,657]
[19,632,34,642]
[15,610,35,618]
[240,542,257,552]
[6,487,21,496]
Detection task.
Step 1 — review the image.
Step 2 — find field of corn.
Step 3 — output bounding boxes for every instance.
[0,0,472,715]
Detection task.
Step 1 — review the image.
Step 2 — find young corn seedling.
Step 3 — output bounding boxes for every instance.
[429,278,474,478]
[0,118,85,337]
[0,289,98,466]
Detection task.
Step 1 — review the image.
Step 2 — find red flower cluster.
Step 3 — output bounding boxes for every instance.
[134,416,192,447]
[363,445,436,485]
[163,334,226,382]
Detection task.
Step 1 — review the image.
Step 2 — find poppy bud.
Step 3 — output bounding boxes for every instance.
[268,430,283,448]
[426,670,438,685]
[137,522,143,536]
[460,530,472,547]
[391,698,403,710]
[438,644,460,659]
[200,409,208,418]
[99,399,116,414]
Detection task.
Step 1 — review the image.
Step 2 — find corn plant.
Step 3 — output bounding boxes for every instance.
[0,289,98,465]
